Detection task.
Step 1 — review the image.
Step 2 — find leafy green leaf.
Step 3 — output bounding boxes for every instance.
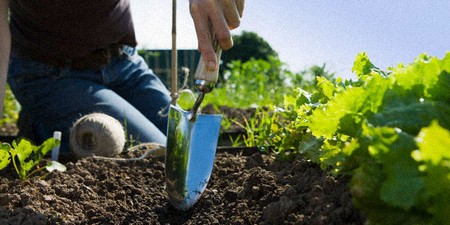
[0,143,11,170]
[412,121,450,224]
[352,52,374,78]
[369,100,449,136]
[413,121,450,165]
[37,137,60,157]
[316,76,335,101]
[363,124,424,210]
[11,139,33,162]
[309,74,389,139]
[380,171,424,210]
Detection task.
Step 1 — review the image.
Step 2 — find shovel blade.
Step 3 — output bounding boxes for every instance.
[165,105,222,210]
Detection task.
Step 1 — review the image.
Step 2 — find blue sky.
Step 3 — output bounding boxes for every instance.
[131,1,450,79]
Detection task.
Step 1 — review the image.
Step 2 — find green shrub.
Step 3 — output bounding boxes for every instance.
[0,85,20,134]
[204,56,301,109]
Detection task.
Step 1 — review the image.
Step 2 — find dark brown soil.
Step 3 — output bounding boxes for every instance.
[0,105,366,224]
[0,147,366,225]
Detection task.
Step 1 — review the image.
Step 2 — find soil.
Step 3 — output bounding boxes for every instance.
[0,147,366,225]
[0,106,367,224]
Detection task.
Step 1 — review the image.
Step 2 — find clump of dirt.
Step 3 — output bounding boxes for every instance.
[0,149,366,224]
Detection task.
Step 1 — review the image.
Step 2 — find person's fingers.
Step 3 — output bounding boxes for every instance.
[190,2,217,70]
[235,0,245,18]
[209,9,233,50]
[222,0,241,29]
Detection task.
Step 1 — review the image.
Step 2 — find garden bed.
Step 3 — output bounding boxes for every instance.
[0,147,366,224]
[0,105,367,224]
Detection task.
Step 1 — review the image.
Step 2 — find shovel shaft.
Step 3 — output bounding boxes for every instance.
[189,91,204,122]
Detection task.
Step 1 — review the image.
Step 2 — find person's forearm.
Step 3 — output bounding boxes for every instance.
[0,0,11,115]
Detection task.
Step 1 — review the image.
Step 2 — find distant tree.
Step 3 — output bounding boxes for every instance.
[221,31,278,70]
[309,64,336,82]
[295,63,336,92]
[218,31,278,84]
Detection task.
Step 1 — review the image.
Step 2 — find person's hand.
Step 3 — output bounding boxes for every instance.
[189,0,244,71]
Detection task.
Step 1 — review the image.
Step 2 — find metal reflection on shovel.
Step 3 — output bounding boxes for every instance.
[165,105,222,210]
[165,43,222,210]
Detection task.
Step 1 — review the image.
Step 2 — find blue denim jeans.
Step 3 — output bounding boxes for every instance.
[8,46,171,153]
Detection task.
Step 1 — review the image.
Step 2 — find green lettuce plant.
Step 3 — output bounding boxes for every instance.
[287,52,449,224]
[232,52,449,224]
[0,138,65,180]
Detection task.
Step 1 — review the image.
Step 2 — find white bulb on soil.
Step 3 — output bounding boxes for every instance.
[70,113,125,159]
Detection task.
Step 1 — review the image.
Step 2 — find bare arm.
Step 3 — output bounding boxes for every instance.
[189,0,244,71]
[0,0,10,116]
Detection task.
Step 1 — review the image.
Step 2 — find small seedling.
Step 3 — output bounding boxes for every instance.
[0,138,65,180]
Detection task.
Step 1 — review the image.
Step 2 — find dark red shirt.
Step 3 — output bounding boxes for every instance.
[10,0,137,59]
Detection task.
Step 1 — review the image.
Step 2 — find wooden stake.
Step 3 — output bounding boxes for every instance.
[170,0,178,104]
